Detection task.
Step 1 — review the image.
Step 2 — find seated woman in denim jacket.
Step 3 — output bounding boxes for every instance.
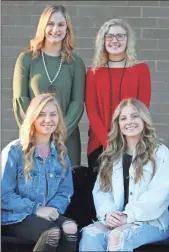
[1,93,78,252]
[79,98,169,252]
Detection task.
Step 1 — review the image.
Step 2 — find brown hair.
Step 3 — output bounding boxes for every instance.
[26,5,75,62]
[99,98,158,192]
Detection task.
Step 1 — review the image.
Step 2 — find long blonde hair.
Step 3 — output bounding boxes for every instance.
[19,93,67,180]
[26,5,75,62]
[92,19,139,71]
[99,98,158,192]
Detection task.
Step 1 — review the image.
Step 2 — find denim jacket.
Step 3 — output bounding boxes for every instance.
[1,139,73,225]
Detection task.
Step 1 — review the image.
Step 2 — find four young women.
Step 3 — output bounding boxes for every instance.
[2,4,169,251]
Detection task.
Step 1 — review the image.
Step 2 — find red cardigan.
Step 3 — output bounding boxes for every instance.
[85,62,151,155]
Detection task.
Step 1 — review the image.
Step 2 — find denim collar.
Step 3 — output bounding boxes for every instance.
[50,140,58,157]
[34,140,58,159]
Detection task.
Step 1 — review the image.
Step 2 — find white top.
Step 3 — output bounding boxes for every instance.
[93,144,169,230]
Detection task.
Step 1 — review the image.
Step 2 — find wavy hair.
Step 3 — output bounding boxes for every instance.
[92,19,139,71]
[26,5,75,62]
[99,98,158,192]
[19,93,67,180]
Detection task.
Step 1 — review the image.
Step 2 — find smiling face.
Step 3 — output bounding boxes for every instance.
[45,11,67,45]
[104,25,127,57]
[33,101,59,137]
[119,104,144,139]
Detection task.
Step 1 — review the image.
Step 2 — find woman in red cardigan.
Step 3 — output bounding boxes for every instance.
[86,19,151,175]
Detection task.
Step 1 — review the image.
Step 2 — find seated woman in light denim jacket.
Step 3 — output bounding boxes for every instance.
[79,98,169,252]
[1,93,78,252]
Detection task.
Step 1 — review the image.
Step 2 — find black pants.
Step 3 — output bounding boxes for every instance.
[86,146,104,222]
[88,145,103,176]
[2,215,78,252]
[87,145,104,196]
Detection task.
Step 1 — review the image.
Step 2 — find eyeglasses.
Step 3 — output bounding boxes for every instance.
[105,33,127,42]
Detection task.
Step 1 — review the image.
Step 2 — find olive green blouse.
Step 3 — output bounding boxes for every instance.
[13,51,86,166]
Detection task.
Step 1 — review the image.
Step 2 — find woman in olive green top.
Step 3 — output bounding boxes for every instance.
[13,5,86,167]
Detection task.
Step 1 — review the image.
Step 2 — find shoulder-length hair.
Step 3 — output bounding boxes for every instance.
[92,19,139,71]
[26,5,75,62]
[20,93,67,180]
[99,98,158,192]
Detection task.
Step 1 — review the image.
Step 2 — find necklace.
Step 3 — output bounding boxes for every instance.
[109,57,126,62]
[107,59,127,128]
[42,51,63,85]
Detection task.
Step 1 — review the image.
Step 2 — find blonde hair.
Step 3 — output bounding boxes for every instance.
[99,98,158,192]
[26,5,75,62]
[19,93,67,180]
[92,19,139,71]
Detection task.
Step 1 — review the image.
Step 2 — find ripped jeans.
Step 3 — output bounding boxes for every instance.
[79,222,169,251]
[2,215,78,252]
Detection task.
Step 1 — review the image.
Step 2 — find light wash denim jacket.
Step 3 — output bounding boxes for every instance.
[1,139,73,225]
[93,144,169,230]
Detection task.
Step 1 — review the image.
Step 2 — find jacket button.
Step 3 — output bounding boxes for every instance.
[130,192,133,195]
[50,173,53,178]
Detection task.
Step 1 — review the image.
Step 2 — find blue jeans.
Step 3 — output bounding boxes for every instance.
[79,222,169,251]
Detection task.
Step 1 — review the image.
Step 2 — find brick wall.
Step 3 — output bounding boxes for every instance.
[2,0,169,165]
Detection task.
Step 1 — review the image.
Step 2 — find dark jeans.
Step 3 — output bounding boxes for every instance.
[2,215,78,252]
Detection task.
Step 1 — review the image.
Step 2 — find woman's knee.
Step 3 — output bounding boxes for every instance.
[107,225,134,251]
[62,220,78,234]
[108,229,121,250]
[82,223,106,237]
[62,220,78,242]
[80,223,107,251]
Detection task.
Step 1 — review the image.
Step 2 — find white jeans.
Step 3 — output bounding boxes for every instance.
[79,222,169,251]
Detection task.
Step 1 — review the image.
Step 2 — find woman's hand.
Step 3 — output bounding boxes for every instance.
[36,207,59,221]
[119,213,127,225]
[105,212,127,228]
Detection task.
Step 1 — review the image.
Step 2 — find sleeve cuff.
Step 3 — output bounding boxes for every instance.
[32,203,42,215]
[122,210,135,223]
